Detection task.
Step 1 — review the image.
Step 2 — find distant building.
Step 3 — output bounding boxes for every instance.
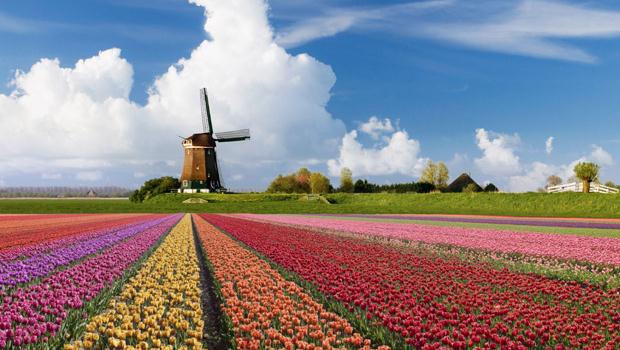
[446,173,483,192]
[86,190,97,198]
[547,182,618,194]
[484,183,499,192]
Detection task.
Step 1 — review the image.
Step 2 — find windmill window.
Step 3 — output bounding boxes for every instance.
[183,180,188,186]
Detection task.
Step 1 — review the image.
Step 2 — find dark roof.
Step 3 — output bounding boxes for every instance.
[184,133,215,147]
[446,173,483,192]
[484,183,499,192]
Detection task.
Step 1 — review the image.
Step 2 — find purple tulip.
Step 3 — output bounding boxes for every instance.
[0,216,173,287]
[0,214,180,348]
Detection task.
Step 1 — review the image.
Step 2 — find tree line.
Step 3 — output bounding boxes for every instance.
[267,161,456,194]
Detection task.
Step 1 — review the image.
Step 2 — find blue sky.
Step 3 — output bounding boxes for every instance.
[1,0,620,191]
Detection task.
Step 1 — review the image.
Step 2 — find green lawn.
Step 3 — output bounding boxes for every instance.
[0,192,619,218]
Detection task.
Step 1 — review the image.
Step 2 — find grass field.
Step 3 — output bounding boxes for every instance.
[1,192,620,218]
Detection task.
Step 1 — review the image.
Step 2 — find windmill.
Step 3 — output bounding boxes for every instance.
[179,88,250,193]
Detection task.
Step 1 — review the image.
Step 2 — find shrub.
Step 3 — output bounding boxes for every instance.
[463,183,481,193]
[130,176,180,203]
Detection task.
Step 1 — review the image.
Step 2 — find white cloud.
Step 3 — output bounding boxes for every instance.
[504,143,614,192]
[474,128,521,176]
[76,171,103,182]
[545,136,554,154]
[327,120,427,177]
[1,49,138,162]
[590,144,613,166]
[277,0,620,63]
[358,116,394,140]
[133,172,146,178]
[275,1,452,48]
[0,0,346,188]
[146,0,345,175]
[507,161,556,192]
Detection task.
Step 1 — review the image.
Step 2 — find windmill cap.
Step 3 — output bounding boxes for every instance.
[183,133,215,147]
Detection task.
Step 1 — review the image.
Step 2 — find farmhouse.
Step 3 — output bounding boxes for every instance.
[446,173,483,192]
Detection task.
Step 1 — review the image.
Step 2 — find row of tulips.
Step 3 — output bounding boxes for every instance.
[404,239,620,289]
[0,215,171,287]
[237,214,620,265]
[66,214,204,350]
[0,214,181,349]
[205,214,620,349]
[0,214,156,259]
[193,215,382,350]
[326,214,620,230]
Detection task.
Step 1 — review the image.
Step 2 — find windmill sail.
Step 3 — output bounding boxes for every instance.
[214,129,250,142]
[200,88,214,133]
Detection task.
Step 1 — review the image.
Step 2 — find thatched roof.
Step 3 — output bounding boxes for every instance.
[446,173,483,192]
[484,183,499,192]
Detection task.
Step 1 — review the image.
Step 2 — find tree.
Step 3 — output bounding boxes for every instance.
[546,175,562,188]
[340,167,353,193]
[573,162,600,193]
[604,181,618,189]
[267,174,299,193]
[354,179,374,193]
[436,162,449,188]
[130,176,180,203]
[295,168,312,193]
[419,160,449,189]
[310,173,331,194]
[267,168,331,194]
[267,173,310,193]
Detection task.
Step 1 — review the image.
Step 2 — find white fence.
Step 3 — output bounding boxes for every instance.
[547,182,619,194]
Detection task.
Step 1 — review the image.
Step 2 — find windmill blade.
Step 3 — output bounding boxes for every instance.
[214,129,251,142]
[200,88,214,133]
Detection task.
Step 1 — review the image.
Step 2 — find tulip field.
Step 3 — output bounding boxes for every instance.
[0,213,619,349]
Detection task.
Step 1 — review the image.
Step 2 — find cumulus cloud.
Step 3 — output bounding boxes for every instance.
[507,161,556,192]
[590,144,613,166]
[474,128,521,176]
[358,116,395,140]
[469,126,616,192]
[505,143,614,192]
[0,48,138,160]
[327,118,426,177]
[0,0,346,189]
[545,136,554,154]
